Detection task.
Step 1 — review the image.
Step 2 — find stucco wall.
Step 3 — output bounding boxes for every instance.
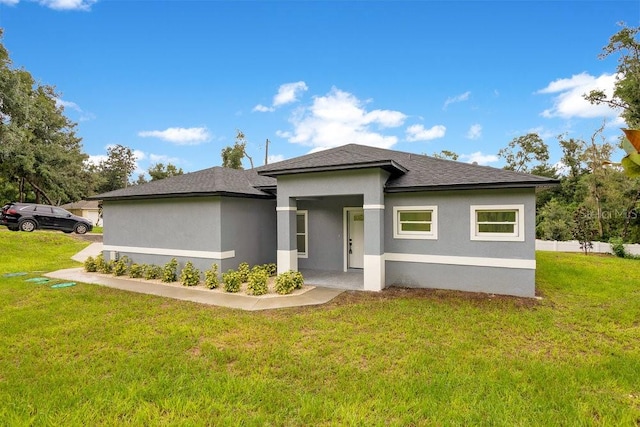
[384,188,537,297]
[102,196,276,273]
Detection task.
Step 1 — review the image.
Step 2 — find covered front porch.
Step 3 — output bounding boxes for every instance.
[300,268,364,291]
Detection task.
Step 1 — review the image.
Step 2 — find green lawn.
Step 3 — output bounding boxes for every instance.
[0,231,639,425]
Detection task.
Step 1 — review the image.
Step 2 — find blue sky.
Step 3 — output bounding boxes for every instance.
[0,1,638,176]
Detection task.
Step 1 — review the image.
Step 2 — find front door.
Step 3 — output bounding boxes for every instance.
[347,209,364,269]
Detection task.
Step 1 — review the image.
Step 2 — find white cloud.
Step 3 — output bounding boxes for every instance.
[443,91,471,110]
[466,124,482,140]
[149,154,181,164]
[405,124,446,142]
[85,155,107,167]
[273,81,308,106]
[0,0,19,5]
[267,154,285,164]
[537,72,621,119]
[253,104,274,113]
[280,87,407,151]
[254,81,308,113]
[138,127,211,145]
[38,0,96,10]
[460,151,498,165]
[55,98,95,121]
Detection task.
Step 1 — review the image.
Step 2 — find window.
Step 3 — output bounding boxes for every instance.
[470,205,524,241]
[296,210,308,258]
[393,206,438,239]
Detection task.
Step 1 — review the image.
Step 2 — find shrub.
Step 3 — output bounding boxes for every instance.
[84,256,97,272]
[144,265,163,280]
[204,264,219,289]
[609,237,627,258]
[237,262,250,283]
[264,263,277,277]
[162,258,178,283]
[129,263,144,278]
[291,270,304,289]
[180,261,201,287]
[95,254,113,274]
[113,256,131,277]
[222,269,242,293]
[275,270,305,295]
[247,269,269,296]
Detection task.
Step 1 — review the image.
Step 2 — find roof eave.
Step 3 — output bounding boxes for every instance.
[95,191,275,202]
[384,180,560,193]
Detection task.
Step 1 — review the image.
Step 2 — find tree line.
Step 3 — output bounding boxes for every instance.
[1,24,639,243]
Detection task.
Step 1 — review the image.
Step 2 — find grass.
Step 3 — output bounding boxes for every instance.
[0,232,639,425]
[89,226,103,234]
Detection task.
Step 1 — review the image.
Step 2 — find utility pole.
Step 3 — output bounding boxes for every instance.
[264,138,270,165]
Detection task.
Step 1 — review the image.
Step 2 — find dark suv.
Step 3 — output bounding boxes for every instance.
[1,202,93,234]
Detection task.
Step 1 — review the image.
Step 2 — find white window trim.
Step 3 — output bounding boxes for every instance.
[470,204,525,242]
[393,206,438,240]
[297,210,308,258]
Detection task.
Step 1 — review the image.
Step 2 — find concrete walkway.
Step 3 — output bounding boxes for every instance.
[52,242,345,310]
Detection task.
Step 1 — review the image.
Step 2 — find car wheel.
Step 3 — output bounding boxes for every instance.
[75,223,88,234]
[19,220,36,232]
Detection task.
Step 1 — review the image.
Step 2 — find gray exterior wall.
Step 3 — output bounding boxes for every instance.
[297,195,363,271]
[384,188,537,297]
[102,196,276,274]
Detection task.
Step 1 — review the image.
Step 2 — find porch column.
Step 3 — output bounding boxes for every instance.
[363,199,385,292]
[276,197,298,274]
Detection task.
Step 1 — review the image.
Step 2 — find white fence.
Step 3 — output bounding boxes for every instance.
[535,240,640,256]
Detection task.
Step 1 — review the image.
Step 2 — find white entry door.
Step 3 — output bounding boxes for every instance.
[347,209,364,269]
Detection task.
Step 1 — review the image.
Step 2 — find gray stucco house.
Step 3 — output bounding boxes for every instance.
[94,144,557,297]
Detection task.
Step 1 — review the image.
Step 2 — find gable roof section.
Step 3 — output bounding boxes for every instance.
[258,144,558,191]
[92,167,276,201]
[61,199,101,210]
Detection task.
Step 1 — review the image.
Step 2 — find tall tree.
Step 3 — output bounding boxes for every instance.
[0,30,88,205]
[221,129,254,169]
[584,23,640,128]
[94,144,137,193]
[498,133,556,177]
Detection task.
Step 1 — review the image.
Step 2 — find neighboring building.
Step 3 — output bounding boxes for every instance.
[61,200,102,227]
[92,144,557,297]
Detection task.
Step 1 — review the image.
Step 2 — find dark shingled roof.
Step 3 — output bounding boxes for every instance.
[258,144,558,191]
[92,167,276,201]
[93,144,558,201]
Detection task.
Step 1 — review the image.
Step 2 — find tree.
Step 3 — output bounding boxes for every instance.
[221,129,254,169]
[0,30,88,205]
[93,144,137,193]
[584,23,640,128]
[497,133,556,177]
[431,150,459,161]
[148,162,183,181]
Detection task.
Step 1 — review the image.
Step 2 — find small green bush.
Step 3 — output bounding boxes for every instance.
[609,237,627,258]
[275,270,305,295]
[162,258,178,283]
[95,254,113,274]
[128,263,144,278]
[112,256,131,276]
[204,264,219,289]
[222,269,242,293]
[84,256,97,272]
[291,271,304,289]
[264,263,277,277]
[144,264,163,280]
[237,262,250,283]
[180,261,201,287]
[247,269,269,296]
